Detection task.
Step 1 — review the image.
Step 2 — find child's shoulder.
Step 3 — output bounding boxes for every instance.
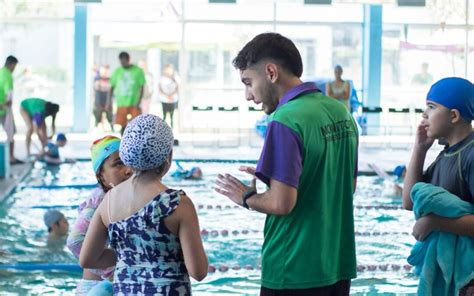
[79,188,105,211]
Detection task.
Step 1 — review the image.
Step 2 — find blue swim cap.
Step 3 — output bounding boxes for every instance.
[426,77,474,122]
[393,165,406,179]
[56,133,67,142]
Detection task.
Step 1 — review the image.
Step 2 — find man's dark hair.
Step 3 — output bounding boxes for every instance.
[45,102,59,117]
[118,52,130,60]
[5,55,18,66]
[232,33,303,77]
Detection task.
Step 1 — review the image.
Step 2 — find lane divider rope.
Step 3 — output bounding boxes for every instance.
[196,204,404,210]
[19,184,98,190]
[199,229,410,237]
[0,263,413,273]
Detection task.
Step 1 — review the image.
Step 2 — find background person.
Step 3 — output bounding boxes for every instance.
[171,161,203,180]
[108,52,145,134]
[0,55,21,164]
[44,209,69,239]
[93,65,114,131]
[326,65,351,110]
[158,64,179,129]
[138,59,153,114]
[20,98,59,157]
[42,133,74,165]
[411,62,434,85]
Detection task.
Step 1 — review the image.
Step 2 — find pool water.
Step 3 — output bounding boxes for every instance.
[0,162,419,295]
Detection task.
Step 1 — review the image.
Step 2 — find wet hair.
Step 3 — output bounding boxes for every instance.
[44,102,59,117]
[5,55,18,66]
[232,32,303,77]
[118,52,130,60]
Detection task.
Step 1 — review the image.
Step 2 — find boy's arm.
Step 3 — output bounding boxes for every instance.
[402,123,434,210]
[413,214,474,240]
[402,148,428,210]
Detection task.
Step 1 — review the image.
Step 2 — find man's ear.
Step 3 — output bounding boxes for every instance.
[264,63,279,83]
[450,109,463,124]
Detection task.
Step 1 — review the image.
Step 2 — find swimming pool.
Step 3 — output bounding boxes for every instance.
[0,161,418,295]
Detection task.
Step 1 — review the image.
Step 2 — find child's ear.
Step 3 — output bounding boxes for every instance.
[450,109,463,123]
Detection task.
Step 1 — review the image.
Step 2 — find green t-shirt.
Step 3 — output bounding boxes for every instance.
[110,65,145,107]
[257,87,358,289]
[0,67,13,116]
[21,98,46,116]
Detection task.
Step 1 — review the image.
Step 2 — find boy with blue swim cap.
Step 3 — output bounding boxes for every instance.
[393,165,406,181]
[402,77,474,294]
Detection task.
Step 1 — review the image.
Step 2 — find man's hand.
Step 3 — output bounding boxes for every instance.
[215,173,256,207]
[412,214,437,241]
[239,166,256,176]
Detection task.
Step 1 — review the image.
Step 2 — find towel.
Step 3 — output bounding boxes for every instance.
[408,182,474,295]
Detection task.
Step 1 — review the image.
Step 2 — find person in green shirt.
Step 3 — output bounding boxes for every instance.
[20,98,60,157]
[215,33,358,295]
[108,52,145,134]
[0,55,22,164]
[411,62,434,85]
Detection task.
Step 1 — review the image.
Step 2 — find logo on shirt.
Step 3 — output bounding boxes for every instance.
[320,119,355,142]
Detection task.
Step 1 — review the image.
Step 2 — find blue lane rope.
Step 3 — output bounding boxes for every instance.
[20,184,98,190]
[199,229,411,237]
[0,262,411,273]
[29,205,79,210]
[196,204,404,211]
[0,263,82,272]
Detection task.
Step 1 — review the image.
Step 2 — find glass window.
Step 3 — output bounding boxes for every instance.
[466,30,474,81]
[0,1,73,18]
[381,25,466,108]
[276,24,362,89]
[276,2,363,23]
[0,20,74,129]
[383,0,466,25]
[185,0,274,21]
